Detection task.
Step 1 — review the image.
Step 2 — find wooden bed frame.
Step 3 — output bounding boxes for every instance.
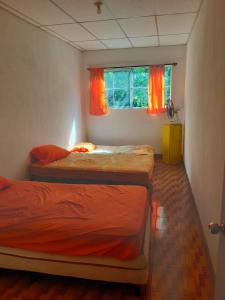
[29,147,154,190]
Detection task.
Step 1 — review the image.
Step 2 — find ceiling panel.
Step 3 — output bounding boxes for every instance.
[0,0,73,25]
[52,0,112,22]
[102,38,132,49]
[159,34,189,46]
[82,20,125,39]
[47,23,96,41]
[155,0,201,15]
[130,36,158,47]
[118,17,157,37]
[0,0,200,49]
[73,40,106,50]
[105,0,154,18]
[157,13,196,35]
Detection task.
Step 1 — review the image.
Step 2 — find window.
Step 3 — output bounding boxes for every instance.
[104,66,172,109]
[164,65,172,106]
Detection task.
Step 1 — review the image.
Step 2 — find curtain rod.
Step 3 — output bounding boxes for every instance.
[87,62,177,70]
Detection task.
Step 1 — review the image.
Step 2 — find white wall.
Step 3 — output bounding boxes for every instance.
[83,45,186,153]
[184,0,225,273]
[0,8,86,179]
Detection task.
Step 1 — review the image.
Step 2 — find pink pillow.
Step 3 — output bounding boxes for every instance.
[30,145,70,165]
[0,176,12,191]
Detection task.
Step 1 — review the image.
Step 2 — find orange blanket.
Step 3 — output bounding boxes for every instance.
[0,181,148,260]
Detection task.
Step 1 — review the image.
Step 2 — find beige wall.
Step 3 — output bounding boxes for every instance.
[0,8,86,179]
[83,45,186,153]
[184,0,225,273]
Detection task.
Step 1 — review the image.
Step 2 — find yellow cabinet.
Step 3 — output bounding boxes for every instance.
[162,123,183,164]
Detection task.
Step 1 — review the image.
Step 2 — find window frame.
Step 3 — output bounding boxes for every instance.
[104,68,133,109]
[104,65,172,110]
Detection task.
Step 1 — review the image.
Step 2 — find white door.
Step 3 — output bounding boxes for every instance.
[211,164,225,300]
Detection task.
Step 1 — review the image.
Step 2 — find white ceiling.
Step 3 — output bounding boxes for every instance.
[0,0,202,51]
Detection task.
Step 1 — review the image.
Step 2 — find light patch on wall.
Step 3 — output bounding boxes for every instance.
[68,120,77,150]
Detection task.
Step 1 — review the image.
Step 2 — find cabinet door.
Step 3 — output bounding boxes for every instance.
[170,125,182,163]
[162,125,171,163]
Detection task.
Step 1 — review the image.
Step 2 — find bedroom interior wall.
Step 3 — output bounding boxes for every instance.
[184,0,225,273]
[83,45,186,153]
[0,8,86,179]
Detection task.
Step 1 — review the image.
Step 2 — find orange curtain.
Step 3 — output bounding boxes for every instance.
[147,65,165,114]
[89,68,108,116]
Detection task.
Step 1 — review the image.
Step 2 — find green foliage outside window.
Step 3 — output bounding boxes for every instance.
[132,67,149,107]
[104,69,131,109]
[164,65,172,106]
[104,66,172,109]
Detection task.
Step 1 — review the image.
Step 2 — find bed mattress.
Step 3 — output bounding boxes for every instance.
[29,151,154,187]
[0,211,150,284]
[0,180,148,260]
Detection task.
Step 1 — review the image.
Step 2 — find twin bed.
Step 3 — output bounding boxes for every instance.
[29,144,154,188]
[0,180,150,284]
[0,144,154,287]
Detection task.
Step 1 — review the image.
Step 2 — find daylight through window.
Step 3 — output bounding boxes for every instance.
[104,66,172,109]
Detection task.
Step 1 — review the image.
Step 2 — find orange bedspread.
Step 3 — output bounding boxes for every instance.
[0,181,148,260]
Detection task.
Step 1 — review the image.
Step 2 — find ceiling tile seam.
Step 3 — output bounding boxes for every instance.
[63,37,107,44]
[48,0,79,21]
[155,11,197,17]
[40,10,198,29]
[152,0,159,46]
[68,39,97,43]
[43,22,76,27]
[0,0,198,38]
[71,42,85,51]
[154,16,160,47]
[66,32,190,43]
[187,0,205,44]
[77,18,116,23]
[68,42,82,49]
[98,40,108,49]
[84,45,133,52]
[64,38,97,42]
[102,1,133,48]
[198,0,205,11]
[99,40,110,49]
[101,35,154,40]
[74,12,198,24]
[0,0,197,50]
[49,0,99,41]
[75,39,108,49]
[127,33,189,38]
[0,2,81,51]
[67,32,189,44]
[159,33,190,37]
[0,1,82,50]
[82,40,187,50]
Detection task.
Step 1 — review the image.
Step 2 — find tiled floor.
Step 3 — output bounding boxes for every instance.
[150,159,214,300]
[0,159,214,299]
